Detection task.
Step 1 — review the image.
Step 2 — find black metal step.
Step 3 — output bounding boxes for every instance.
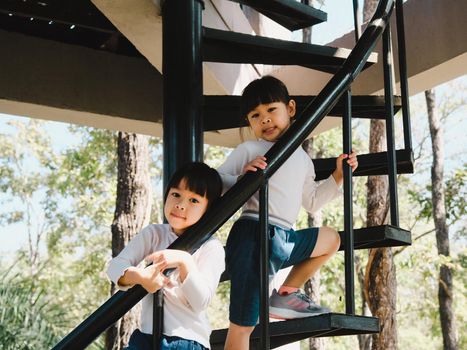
[202,27,377,74]
[228,0,327,31]
[203,95,401,131]
[314,149,414,181]
[339,225,411,251]
[210,313,379,349]
[219,225,410,282]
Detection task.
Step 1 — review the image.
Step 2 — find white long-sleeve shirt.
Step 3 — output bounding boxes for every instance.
[218,139,341,228]
[107,224,225,349]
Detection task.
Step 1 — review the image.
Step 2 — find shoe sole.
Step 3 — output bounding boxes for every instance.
[269,307,329,320]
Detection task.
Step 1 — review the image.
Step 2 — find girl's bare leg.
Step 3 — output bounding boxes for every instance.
[224,322,254,350]
[282,226,340,287]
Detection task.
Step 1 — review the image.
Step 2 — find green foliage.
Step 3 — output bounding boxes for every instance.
[0,119,55,226]
[0,121,117,348]
[409,164,467,229]
[0,267,67,349]
[445,166,467,232]
[208,281,231,329]
[46,127,118,231]
[1,76,466,349]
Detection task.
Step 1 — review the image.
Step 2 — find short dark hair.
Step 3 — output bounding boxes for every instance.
[240,76,291,119]
[164,162,222,209]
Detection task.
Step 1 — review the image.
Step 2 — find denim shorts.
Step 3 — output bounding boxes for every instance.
[124,329,208,350]
[225,218,319,326]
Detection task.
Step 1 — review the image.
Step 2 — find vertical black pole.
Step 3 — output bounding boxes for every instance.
[162,0,204,187]
[152,291,164,350]
[382,25,400,227]
[395,0,412,150]
[352,0,362,42]
[342,90,355,315]
[158,1,204,349]
[259,181,270,350]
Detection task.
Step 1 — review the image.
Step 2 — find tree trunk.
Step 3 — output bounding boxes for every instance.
[356,254,372,350]
[302,138,325,350]
[364,118,398,350]
[425,89,459,350]
[363,0,398,347]
[106,132,152,350]
[302,0,313,44]
[365,246,397,350]
[363,0,379,24]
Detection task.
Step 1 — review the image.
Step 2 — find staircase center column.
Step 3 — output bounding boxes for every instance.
[162,0,204,187]
[158,1,204,348]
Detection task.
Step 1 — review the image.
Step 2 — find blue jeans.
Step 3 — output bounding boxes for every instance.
[226,218,319,326]
[124,329,208,350]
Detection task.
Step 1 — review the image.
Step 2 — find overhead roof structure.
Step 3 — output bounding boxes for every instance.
[0,0,466,147]
[0,0,141,55]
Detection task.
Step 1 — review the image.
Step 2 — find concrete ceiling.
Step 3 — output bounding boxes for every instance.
[1,0,465,148]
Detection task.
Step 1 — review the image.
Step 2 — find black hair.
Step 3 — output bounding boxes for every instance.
[163,162,222,209]
[240,75,291,119]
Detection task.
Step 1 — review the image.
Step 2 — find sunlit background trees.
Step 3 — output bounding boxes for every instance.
[0,77,465,349]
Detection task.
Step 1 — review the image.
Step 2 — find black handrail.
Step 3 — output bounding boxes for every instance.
[52,1,395,348]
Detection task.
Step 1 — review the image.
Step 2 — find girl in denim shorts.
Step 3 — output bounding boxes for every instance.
[217,76,359,350]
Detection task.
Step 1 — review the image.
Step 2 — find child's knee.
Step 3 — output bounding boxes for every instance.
[225,323,254,350]
[320,226,341,253]
[229,322,255,336]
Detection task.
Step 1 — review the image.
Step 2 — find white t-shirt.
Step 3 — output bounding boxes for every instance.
[218,139,341,228]
[107,224,225,349]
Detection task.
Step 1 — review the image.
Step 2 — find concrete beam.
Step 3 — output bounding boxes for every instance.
[275,0,467,96]
[352,0,467,95]
[87,0,340,145]
[91,0,261,95]
[0,29,164,132]
[3,0,463,148]
[0,29,256,147]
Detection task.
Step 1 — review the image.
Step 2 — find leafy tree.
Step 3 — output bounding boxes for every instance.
[0,267,67,349]
[422,88,458,349]
[106,132,152,350]
[0,119,57,279]
[0,120,118,348]
[1,75,465,350]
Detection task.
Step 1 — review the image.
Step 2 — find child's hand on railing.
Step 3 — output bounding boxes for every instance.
[146,249,196,283]
[139,261,169,293]
[243,156,267,174]
[332,151,358,186]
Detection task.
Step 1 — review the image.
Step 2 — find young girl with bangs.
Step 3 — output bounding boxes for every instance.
[218,76,359,350]
[107,162,224,350]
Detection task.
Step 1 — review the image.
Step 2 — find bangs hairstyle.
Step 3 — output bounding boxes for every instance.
[240,76,291,119]
[164,162,222,208]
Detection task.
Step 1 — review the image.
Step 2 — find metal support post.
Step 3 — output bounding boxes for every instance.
[395,0,412,150]
[342,89,355,315]
[382,25,400,227]
[259,181,270,350]
[158,1,204,349]
[352,0,362,42]
[162,0,204,187]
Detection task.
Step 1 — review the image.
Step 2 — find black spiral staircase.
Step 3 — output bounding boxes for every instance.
[52,0,413,349]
